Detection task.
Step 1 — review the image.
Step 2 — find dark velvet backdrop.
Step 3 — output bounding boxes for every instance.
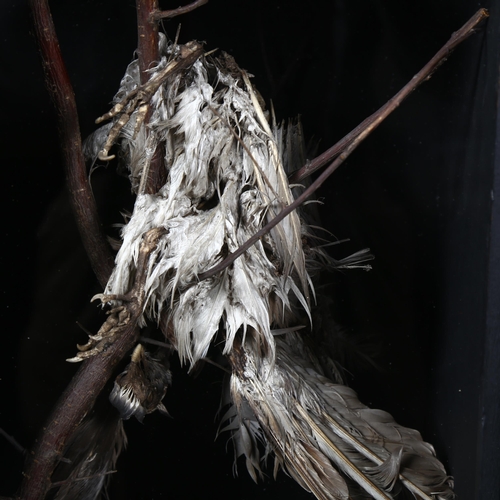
[2,1,498,498]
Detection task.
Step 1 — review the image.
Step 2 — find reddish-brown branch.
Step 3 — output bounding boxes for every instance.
[17,227,165,500]
[29,0,114,288]
[199,8,489,282]
[17,321,141,500]
[136,0,160,83]
[19,1,171,498]
[136,0,166,194]
[136,1,208,195]
[151,0,208,21]
[290,8,489,184]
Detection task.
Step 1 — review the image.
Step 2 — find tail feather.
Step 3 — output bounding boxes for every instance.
[225,333,454,500]
[51,405,126,500]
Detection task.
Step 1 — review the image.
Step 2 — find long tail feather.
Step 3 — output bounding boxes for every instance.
[226,333,454,500]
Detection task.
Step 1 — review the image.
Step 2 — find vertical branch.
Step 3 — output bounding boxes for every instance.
[29,0,114,288]
[136,0,160,83]
[135,0,209,194]
[136,0,166,194]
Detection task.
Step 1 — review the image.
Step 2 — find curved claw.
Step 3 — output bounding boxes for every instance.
[91,293,124,304]
[76,341,94,352]
[97,150,116,161]
[91,293,105,303]
[66,356,83,363]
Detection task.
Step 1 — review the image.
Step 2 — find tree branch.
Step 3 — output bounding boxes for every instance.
[29,0,114,288]
[17,323,140,500]
[19,3,488,498]
[151,0,208,21]
[135,0,166,194]
[18,0,174,497]
[17,229,165,500]
[199,8,489,281]
[289,8,489,184]
[137,0,208,194]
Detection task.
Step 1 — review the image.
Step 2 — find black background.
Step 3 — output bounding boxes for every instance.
[2,1,499,499]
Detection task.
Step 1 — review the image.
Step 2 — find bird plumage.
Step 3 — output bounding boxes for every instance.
[93,36,310,368]
[79,34,455,499]
[226,332,454,500]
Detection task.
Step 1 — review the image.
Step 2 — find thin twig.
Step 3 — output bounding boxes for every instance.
[290,8,489,184]
[0,427,26,455]
[29,0,114,288]
[151,0,208,21]
[199,8,489,282]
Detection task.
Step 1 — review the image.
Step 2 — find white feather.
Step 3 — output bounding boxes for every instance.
[93,37,312,366]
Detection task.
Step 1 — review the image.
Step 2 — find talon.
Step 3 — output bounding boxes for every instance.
[76,341,93,351]
[91,293,125,304]
[91,293,105,303]
[66,355,85,363]
[67,345,104,362]
[98,150,116,161]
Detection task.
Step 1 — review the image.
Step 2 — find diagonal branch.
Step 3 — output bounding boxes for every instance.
[17,229,165,500]
[17,323,140,500]
[290,8,489,184]
[198,8,489,282]
[29,0,114,288]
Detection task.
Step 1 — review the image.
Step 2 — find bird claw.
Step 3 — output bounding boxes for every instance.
[67,305,131,363]
[97,150,116,162]
[92,293,123,304]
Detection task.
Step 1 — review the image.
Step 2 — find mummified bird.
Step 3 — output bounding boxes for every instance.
[62,34,455,499]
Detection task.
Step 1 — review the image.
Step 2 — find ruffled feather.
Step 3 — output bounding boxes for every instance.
[225,332,454,500]
[92,37,312,367]
[86,34,454,500]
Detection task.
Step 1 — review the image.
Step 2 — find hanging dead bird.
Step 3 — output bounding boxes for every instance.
[71,33,457,500]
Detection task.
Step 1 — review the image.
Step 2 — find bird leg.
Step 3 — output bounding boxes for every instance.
[95,40,204,161]
[67,227,166,362]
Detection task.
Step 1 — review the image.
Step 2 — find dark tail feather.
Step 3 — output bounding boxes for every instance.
[51,402,126,500]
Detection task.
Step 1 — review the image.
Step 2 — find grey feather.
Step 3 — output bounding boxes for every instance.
[226,332,454,500]
[85,34,455,500]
